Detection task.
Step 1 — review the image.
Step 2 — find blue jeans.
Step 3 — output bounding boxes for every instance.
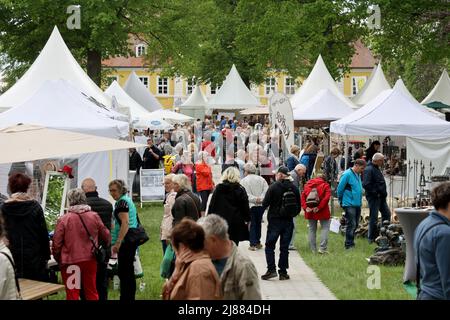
[344,206,361,249]
[249,206,265,246]
[367,196,391,241]
[265,218,294,274]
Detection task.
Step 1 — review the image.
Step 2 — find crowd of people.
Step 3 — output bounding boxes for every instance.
[0,115,448,301]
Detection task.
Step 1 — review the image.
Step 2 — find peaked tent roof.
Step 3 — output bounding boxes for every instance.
[352,63,391,106]
[181,86,207,109]
[330,86,450,140]
[293,89,354,121]
[0,26,110,110]
[421,70,450,108]
[123,72,162,112]
[207,65,260,110]
[393,78,445,120]
[290,55,356,110]
[0,80,128,138]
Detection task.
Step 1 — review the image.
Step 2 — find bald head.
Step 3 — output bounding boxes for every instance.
[81,178,96,193]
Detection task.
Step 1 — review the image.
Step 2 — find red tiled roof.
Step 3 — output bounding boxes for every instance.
[350,40,377,69]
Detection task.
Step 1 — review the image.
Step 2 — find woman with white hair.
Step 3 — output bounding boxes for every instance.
[52,188,110,300]
[171,174,201,226]
[161,174,176,254]
[208,167,250,245]
[195,151,215,216]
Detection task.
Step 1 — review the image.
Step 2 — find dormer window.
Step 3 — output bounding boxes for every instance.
[136,44,147,57]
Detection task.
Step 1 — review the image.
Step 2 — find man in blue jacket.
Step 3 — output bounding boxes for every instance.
[337,159,366,249]
[414,182,450,300]
[362,153,391,243]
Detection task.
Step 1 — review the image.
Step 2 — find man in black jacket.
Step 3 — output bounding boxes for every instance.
[362,153,391,243]
[81,178,113,300]
[261,166,300,281]
[142,137,163,169]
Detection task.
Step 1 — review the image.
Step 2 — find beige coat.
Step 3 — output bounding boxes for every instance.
[161,191,176,240]
[0,240,20,300]
[221,243,262,300]
[163,250,222,300]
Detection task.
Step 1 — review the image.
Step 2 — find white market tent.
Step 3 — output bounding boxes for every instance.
[0,79,130,199]
[123,72,162,112]
[352,63,391,107]
[207,64,260,110]
[0,124,143,165]
[241,106,269,115]
[0,26,110,112]
[290,55,356,110]
[293,88,354,123]
[149,109,193,123]
[421,70,450,108]
[330,86,450,139]
[105,80,171,129]
[180,86,208,119]
[393,78,445,120]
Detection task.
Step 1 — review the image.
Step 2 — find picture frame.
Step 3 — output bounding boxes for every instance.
[41,171,70,231]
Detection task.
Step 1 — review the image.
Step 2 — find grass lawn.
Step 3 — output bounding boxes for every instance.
[50,202,165,300]
[293,212,413,300]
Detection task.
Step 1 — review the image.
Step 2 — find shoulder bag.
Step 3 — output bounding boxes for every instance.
[78,214,108,264]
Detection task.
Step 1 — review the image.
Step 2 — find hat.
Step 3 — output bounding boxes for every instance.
[273,166,290,176]
[58,165,74,179]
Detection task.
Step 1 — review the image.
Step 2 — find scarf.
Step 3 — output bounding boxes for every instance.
[5,192,32,203]
[68,204,91,214]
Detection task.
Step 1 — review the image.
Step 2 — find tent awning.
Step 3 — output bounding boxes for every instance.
[0,124,144,164]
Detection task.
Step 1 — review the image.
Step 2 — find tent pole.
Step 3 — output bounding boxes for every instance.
[344,136,349,170]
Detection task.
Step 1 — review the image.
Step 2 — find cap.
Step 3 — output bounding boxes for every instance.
[273,166,290,176]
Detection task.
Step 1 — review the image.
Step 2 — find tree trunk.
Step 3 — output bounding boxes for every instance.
[87,50,102,87]
[242,75,251,89]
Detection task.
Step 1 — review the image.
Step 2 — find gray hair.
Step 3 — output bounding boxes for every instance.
[244,163,256,174]
[172,174,192,191]
[221,166,241,184]
[67,188,87,206]
[295,164,306,172]
[372,153,384,161]
[197,214,229,240]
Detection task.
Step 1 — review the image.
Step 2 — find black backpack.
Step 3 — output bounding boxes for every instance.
[280,188,299,218]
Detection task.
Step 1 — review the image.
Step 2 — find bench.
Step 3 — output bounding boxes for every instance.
[19,278,65,300]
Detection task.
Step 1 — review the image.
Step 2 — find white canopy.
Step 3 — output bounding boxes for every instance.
[123,72,162,112]
[0,124,143,165]
[149,109,193,123]
[207,65,260,110]
[421,70,450,107]
[393,78,445,120]
[181,86,207,109]
[290,55,356,110]
[0,26,110,111]
[133,118,174,131]
[241,106,269,115]
[0,80,128,138]
[330,85,450,140]
[293,89,354,121]
[352,63,391,106]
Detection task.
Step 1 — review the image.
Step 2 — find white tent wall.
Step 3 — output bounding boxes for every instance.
[0,164,11,195]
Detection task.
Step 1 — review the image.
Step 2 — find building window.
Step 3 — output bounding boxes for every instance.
[351,76,367,96]
[265,77,276,95]
[136,44,147,57]
[139,76,149,88]
[187,78,195,95]
[209,84,219,95]
[107,76,118,86]
[158,77,168,95]
[285,77,295,95]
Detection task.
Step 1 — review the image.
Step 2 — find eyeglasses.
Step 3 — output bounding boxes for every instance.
[109,189,118,192]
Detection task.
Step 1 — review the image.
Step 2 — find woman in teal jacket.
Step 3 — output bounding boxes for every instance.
[337,159,366,249]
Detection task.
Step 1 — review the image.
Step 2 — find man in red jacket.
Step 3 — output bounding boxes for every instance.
[301,175,332,254]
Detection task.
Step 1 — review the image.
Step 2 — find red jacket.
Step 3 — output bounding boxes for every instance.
[52,206,110,265]
[301,177,331,220]
[195,162,214,192]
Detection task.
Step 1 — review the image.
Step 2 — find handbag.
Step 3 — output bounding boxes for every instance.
[160,243,176,279]
[124,213,149,247]
[78,214,108,264]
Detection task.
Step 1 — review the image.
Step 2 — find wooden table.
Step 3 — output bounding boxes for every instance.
[18,278,65,300]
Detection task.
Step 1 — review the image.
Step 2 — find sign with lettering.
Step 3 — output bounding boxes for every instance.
[140,169,164,204]
[269,93,295,151]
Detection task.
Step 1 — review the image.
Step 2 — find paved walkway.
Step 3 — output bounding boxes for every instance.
[237,213,337,300]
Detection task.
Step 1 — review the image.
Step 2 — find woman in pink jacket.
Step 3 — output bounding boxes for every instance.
[52,188,110,300]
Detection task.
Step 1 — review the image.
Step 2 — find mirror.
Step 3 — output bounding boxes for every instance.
[41,171,70,232]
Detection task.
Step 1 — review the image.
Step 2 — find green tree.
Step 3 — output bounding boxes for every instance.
[142,0,369,87]
[365,0,450,100]
[0,0,146,87]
